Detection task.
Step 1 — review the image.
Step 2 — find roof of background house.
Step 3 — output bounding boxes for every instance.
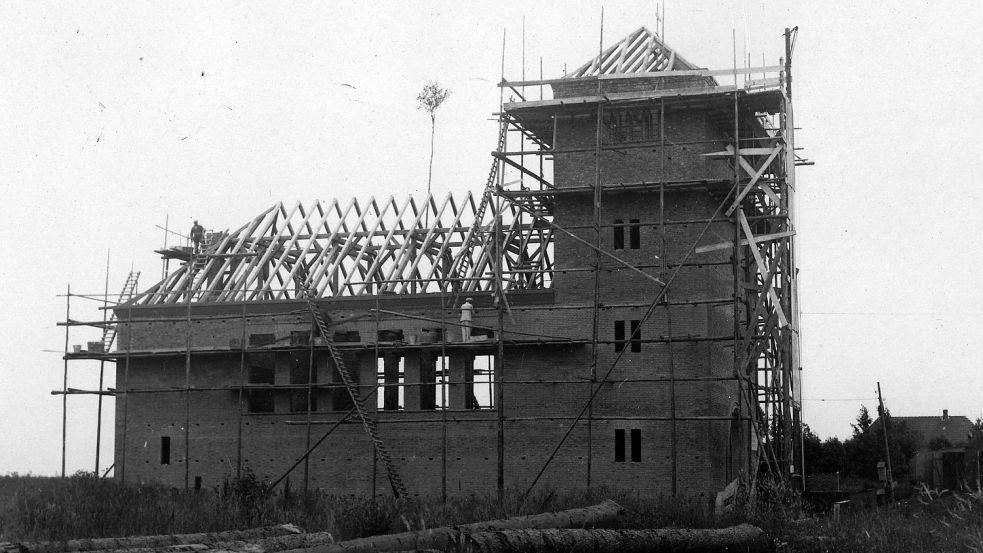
[875,413,974,450]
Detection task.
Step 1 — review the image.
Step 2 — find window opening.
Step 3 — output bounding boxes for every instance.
[435,354,450,409]
[613,219,625,250]
[472,354,495,409]
[248,333,276,347]
[377,354,404,410]
[420,353,438,410]
[630,320,641,353]
[160,436,170,465]
[629,219,641,249]
[615,429,626,462]
[289,351,316,412]
[631,428,642,462]
[603,107,658,144]
[614,320,626,352]
[247,353,276,413]
[329,352,358,411]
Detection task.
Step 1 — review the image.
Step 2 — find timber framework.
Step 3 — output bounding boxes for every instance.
[57,26,806,498]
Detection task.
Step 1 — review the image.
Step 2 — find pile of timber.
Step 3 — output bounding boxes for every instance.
[1,500,768,553]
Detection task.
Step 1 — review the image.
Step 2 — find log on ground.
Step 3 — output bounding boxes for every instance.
[459,524,768,553]
[3,525,304,553]
[281,500,624,553]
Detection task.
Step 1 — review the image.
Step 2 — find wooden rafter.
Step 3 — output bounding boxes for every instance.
[136,194,554,305]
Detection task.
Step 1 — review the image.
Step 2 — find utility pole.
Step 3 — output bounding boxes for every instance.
[877,382,894,502]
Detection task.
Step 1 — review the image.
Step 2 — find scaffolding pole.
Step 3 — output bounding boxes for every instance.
[61,284,69,478]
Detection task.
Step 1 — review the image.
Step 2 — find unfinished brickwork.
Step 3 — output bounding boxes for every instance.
[61,26,801,498]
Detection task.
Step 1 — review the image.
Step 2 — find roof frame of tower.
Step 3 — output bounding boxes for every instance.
[567,26,702,78]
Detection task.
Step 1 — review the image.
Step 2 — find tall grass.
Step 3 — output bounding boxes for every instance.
[5,473,980,552]
[774,486,983,553]
[0,472,722,542]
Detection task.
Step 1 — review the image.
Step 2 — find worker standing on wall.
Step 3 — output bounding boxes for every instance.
[460,297,474,342]
[190,220,204,254]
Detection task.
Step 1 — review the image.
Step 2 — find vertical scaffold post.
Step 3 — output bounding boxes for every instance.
[440,290,448,503]
[236,303,246,480]
[95,251,110,475]
[495,26,507,501]
[184,256,194,490]
[120,304,133,482]
[659,96,678,495]
[61,284,70,478]
[587,8,605,490]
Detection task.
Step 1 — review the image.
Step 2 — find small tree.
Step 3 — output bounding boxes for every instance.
[844,406,918,481]
[851,405,873,438]
[968,417,983,448]
[416,81,450,198]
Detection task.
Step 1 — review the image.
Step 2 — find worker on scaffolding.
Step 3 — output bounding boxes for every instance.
[460,297,474,342]
[190,220,204,254]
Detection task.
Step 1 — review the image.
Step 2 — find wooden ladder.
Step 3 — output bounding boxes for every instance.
[101,271,140,352]
[301,286,407,498]
[191,233,213,271]
[451,117,507,296]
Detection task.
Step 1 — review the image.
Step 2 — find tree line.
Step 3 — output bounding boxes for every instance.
[804,406,983,481]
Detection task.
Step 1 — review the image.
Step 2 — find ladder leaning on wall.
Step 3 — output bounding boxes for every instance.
[301,284,407,498]
[450,116,507,299]
[102,271,140,352]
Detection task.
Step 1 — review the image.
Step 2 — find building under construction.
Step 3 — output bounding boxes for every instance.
[61,27,804,498]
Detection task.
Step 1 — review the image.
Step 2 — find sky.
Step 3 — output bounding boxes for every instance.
[2,1,982,476]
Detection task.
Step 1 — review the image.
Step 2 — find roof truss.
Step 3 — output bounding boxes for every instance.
[133,194,553,305]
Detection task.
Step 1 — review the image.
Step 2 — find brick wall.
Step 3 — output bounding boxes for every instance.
[552,107,732,188]
[113,83,749,497]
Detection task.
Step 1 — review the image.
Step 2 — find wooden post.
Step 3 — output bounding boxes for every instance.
[184,260,193,490]
[587,11,604,490]
[61,284,69,478]
[441,291,448,503]
[371,296,380,497]
[660,97,678,496]
[119,305,133,482]
[304,318,315,494]
[495,27,507,500]
[95,251,109,475]
[236,303,246,480]
[731,33,746,481]
[878,382,894,501]
[495,211,505,497]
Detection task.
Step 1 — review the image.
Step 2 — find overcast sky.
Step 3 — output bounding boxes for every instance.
[2,1,982,476]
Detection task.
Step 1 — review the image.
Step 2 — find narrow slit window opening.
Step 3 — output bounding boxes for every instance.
[630,428,642,462]
[377,355,405,411]
[613,219,625,250]
[629,219,641,249]
[160,436,170,465]
[630,320,641,353]
[614,320,626,352]
[472,354,495,410]
[615,429,626,463]
[436,355,450,409]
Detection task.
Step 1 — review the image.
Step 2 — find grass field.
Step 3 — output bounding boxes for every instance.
[2,473,981,552]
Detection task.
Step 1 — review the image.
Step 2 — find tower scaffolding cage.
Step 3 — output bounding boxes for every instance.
[493,25,805,493]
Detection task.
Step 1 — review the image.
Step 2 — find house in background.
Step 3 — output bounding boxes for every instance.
[901,410,980,490]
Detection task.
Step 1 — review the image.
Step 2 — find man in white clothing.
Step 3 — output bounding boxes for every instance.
[460,297,474,342]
